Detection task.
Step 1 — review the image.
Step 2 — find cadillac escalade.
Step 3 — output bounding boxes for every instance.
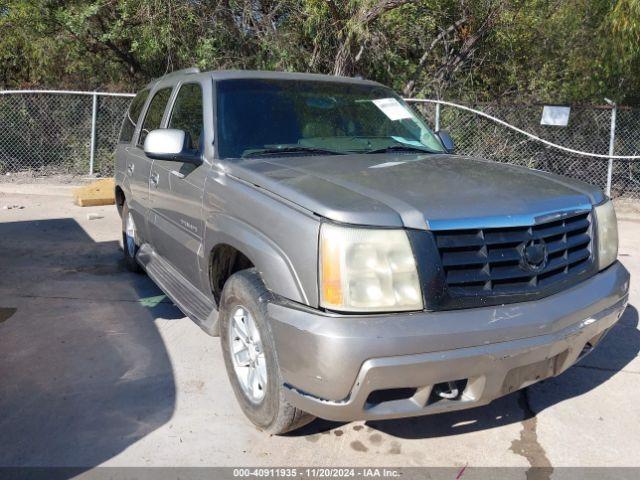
[115,69,629,434]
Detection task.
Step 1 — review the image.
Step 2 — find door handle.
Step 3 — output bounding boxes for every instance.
[170,170,185,179]
[127,163,134,175]
[150,172,159,187]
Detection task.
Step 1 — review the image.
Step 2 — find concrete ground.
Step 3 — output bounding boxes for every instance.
[0,184,639,470]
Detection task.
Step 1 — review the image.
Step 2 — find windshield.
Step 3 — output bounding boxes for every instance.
[215,79,444,159]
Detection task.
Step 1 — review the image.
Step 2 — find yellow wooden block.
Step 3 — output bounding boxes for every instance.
[73,178,116,207]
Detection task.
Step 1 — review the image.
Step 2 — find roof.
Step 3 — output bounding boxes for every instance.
[146,69,383,90]
[209,70,381,86]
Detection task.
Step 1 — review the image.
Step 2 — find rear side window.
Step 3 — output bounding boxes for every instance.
[119,89,149,143]
[168,83,204,152]
[138,87,172,147]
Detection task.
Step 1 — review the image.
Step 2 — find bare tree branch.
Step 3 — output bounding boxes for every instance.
[333,0,417,76]
[403,16,468,96]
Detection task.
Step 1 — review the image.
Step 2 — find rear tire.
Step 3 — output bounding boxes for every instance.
[219,268,315,434]
[121,201,143,273]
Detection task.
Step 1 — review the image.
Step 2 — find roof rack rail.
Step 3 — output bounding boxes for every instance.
[160,67,200,79]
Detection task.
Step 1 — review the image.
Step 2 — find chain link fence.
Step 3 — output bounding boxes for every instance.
[0,90,639,200]
[408,100,640,199]
[0,90,133,178]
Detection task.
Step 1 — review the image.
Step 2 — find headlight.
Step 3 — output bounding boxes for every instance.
[595,200,618,270]
[319,223,423,312]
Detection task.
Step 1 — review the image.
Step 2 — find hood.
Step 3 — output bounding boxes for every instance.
[225,153,604,230]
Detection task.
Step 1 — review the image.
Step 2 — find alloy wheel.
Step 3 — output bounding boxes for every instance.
[229,305,267,403]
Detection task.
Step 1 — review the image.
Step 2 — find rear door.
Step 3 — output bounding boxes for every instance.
[128,87,173,243]
[116,89,150,236]
[148,81,207,285]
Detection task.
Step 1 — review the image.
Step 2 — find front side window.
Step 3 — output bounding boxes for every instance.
[215,79,444,159]
[119,89,149,143]
[169,83,203,153]
[138,87,172,147]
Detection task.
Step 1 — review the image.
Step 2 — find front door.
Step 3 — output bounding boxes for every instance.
[148,82,206,286]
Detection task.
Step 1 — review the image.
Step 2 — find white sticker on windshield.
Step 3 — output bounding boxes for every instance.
[372,98,413,121]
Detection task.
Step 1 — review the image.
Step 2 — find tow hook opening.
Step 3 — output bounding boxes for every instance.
[429,379,468,404]
[579,341,595,359]
[578,328,610,360]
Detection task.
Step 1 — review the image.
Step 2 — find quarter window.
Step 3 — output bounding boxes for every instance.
[169,83,204,152]
[119,89,149,143]
[138,87,172,147]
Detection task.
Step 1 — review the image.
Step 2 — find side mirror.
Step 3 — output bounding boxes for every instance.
[437,130,455,154]
[143,129,202,165]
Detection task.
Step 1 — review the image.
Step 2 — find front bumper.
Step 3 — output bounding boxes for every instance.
[268,262,630,422]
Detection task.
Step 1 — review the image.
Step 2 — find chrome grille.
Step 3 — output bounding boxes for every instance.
[433,211,593,297]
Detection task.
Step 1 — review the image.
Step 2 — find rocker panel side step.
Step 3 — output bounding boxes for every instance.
[137,243,218,334]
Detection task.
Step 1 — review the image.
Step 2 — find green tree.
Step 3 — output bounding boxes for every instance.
[0,0,638,104]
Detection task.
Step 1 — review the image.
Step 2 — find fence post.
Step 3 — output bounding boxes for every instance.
[606,103,617,197]
[435,102,441,131]
[88,92,98,176]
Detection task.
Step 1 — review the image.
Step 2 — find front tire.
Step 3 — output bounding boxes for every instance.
[219,269,314,434]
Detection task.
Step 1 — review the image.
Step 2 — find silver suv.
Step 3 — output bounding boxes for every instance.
[115,68,629,434]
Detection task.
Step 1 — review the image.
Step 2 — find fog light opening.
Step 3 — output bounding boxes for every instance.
[365,387,417,407]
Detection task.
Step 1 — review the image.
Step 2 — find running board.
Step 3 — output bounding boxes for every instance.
[137,243,219,336]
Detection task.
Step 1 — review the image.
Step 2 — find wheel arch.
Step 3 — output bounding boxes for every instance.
[209,243,255,306]
[115,185,126,217]
[114,171,131,218]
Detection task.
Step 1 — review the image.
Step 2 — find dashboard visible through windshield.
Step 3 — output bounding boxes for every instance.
[215,78,444,159]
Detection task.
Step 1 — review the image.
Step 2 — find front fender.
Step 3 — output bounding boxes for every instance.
[202,213,315,306]
[201,170,320,310]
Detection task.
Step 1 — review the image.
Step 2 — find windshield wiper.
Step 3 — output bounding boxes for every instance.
[242,145,345,158]
[364,144,438,155]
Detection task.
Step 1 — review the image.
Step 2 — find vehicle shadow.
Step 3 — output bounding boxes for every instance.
[297,305,639,439]
[0,217,182,472]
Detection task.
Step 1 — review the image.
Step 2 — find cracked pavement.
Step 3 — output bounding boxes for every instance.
[0,184,638,468]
